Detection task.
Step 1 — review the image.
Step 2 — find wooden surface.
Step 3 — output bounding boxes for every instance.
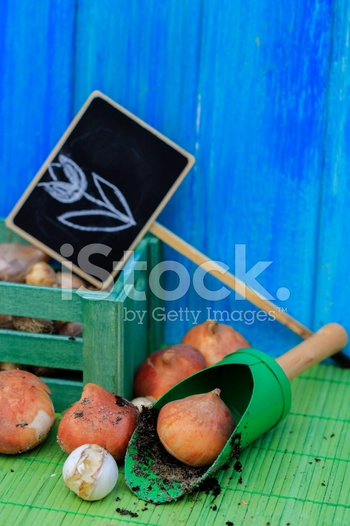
[0,0,349,358]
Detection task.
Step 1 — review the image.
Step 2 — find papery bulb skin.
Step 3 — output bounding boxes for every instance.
[131,396,155,412]
[0,314,14,330]
[133,344,206,400]
[12,316,54,334]
[0,370,55,454]
[157,388,235,467]
[62,444,118,501]
[58,322,83,337]
[25,262,59,287]
[181,320,250,366]
[57,383,138,460]
[0,242,49,283]
[56,271,87,290]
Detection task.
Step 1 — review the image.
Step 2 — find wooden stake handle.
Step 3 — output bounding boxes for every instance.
[150,222,313,339]
[275,323,348,380]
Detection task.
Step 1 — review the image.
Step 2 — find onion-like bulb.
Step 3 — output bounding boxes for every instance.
[157,388,235,467]
[62,444,119,501]
[131,396,155,412]
[0,370,55,454]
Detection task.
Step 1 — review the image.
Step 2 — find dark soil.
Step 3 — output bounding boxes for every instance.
[115,507,138,518]
[115,395,130,407]
[196,476,221,500]
[234,461,242,473]
[129,406,242,500]
[131,407,206,494]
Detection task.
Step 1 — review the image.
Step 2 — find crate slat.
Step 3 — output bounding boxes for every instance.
[0,282,83,321]
[0,330,83,369]
[43,378,83,412]
[147,233,165,353]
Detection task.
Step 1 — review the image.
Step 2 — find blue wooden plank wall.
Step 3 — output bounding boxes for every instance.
[0,0,348,358]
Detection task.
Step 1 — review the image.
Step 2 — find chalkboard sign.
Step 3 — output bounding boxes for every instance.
[6,91,194,288]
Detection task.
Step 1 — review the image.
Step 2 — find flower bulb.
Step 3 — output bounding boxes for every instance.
[62,444,118,501]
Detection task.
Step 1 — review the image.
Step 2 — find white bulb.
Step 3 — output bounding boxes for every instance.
[131,396,155,412]
[62,444,118,501]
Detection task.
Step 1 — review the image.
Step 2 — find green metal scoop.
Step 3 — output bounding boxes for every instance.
[125,323,347,503]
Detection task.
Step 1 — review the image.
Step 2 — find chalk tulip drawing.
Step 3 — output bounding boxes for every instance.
[39,155,136,232]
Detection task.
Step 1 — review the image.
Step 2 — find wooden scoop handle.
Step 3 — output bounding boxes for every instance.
[275,323,348,380]
[150,222,313,339]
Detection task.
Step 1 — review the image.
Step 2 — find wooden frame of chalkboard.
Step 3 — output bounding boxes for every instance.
[6,91,195,289]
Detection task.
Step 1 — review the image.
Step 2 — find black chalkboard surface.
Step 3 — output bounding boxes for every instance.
[6,91,194,288]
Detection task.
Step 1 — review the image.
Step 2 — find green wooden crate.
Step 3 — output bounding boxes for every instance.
[0,219,164,411]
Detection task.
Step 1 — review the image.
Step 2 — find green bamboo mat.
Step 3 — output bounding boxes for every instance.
[0,364,349,526]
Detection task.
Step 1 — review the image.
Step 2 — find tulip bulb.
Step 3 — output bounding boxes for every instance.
[0,242,49,283]
[131,396,155,412]
[157,388,235,467]
[181,320,250,366]
[63,444,118,501]
[133,344,206,400]
[0,370,55,454]
[12,316,54,334]
[57,383,139,460]
[25,262,59,287]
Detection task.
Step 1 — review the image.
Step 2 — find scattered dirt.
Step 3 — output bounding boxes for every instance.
[115,396,129,407]
[234,461,242,473]
[115,507,138,518]
[129,406,242,501]
[195,477,221,500]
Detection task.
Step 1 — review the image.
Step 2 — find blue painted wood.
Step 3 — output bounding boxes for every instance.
[73,0,203,347]
[0,0,76,215]
[162,0,334,357]
[0,0,348,360]
[313,0,350,357]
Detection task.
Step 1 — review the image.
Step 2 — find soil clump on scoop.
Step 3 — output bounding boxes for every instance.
[129,407,242,499]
